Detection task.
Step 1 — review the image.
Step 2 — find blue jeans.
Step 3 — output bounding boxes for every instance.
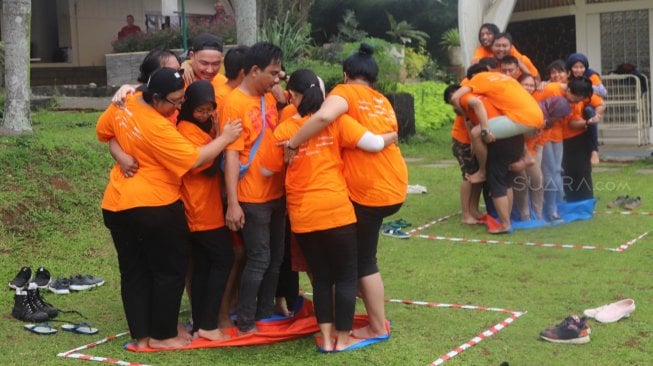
[236,197,286,332]
[541,141,564,218]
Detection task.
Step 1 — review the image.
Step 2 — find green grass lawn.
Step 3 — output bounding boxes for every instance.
[1,111,652,365]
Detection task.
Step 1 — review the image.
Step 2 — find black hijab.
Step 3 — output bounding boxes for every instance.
[177,80,217,133]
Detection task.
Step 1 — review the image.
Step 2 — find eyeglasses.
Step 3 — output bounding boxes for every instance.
[164,96,184,108]
[194,108,214,116]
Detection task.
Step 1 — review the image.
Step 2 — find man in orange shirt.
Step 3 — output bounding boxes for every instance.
[182,33,228,90]
[491,33,540,82]
[220,42,286,334]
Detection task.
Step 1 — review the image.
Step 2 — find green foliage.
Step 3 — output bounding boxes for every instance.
[340,37,401,93]
[419,58,451,82]
[285,59,342,93]
[259,11,314,61]
[333,9,368,42]
[385,12,430,47]
[111,18,236,53]
[403,47,430,79]
[439,27,460,50]
[396,81,455,132]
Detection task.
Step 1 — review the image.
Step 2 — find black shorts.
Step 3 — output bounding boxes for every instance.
[486,135,524,197]
[451,138,479,179]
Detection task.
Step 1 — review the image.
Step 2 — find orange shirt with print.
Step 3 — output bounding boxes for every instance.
[472,46,523,63]
[177,120,225,232]
[97,95,199,211]
[537,82,570,143]
[329,84,408,206]
[561,94,603,139]
[261,114,366,233]
[220,89,284,203]
[451,93,502,144]
[467,72,544,129]
[279,103,298,123]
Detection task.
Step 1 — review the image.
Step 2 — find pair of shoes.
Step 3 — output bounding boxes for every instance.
[540,315,591,344]
[381,227,410,239]
[12,283,58,322]
[623,196,641,210]
[8,266,51,290]
[48,275,104,294]
[584,299,635,323]
[606,195,631,209]
[382,219,411,229]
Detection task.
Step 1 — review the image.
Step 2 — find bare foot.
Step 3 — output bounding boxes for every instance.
[591,150,600,165]
[317,335,335,352]
[335,335,366,351]
[465,171,486,184]
[134,337,149,350]
[489,225,511,234]
[461,215,482,225]
[198,328,230,341]
[274,297,291,317]
[148,333,192,349]
[352,325,388,339]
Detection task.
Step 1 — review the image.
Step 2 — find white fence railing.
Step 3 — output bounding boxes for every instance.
[600,74,650,146]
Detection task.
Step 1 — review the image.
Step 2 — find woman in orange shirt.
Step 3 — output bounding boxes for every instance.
[177,80,241,341]
[261,69,397,352]
[97,68,241,349]
[285,44,408,341]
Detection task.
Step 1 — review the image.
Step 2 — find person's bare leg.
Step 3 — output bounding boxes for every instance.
[469,183,483,219]
[591,150,600,165]
[352,273,388,339]
[218,245,244,328]
[134,337,149,350]
[460,180,482,224]
[527,158,544,220]
[318,323,335,351]
[274,296,291,317]
[512,170,530,221]
[490,190,512,234]
[335,330,366,351]
[466,127,487,183]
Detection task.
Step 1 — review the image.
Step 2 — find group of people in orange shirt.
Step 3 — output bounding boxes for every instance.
[97,33,407,353]
[446,23,606,234]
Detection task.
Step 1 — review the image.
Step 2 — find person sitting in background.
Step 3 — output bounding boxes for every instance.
[118,15,142,41]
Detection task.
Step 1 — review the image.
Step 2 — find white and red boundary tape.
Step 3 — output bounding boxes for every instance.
[406,212,460,234]
[414,231,648,252]
[600,210,653,216]
[57,296,526,366]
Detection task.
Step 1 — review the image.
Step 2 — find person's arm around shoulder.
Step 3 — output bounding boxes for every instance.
[194,118,242,168]
[109,138,139,177]
[467,96,495,143]
[356,131,398,152]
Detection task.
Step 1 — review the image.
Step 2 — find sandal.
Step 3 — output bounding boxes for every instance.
[381,228,410,239]
[24,322,58,335]
[61,322,99,335]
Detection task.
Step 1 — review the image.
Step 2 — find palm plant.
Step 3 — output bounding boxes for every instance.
[259,11,313,60]
[439,28,460,50]
[333,9,368,42]
[385,13,430,47]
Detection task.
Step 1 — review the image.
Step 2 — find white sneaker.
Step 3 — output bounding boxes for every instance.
[584,299,635,323]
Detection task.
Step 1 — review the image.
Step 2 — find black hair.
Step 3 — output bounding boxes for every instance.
[518,73,535,83]
[546,59,567,77]
[224,45,249,80]
[137,47,180,83]
[343,43,379,84]
[142,67,185,105]
[499,55,519,66]
[493,32,513,45]
[568,76,593,99]
[443,84,461,104]
[466,63,490,79]
[477,57,498,70]
[242,42,282,74]
[191,32,223,52]
[177,80,216,132]
[287,69,324,117]
[478,23,500,44]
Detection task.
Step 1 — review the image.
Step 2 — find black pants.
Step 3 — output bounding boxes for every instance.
[275,217,299,312]
[563,132,593,202]
[486,135,524,198]
[102,201,189,340]
[295,224,357,331]
[352,202,402,278]
[190,227,234,332]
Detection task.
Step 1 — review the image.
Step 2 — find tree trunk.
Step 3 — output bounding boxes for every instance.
[234,0,257,46]
[1,0,32,135]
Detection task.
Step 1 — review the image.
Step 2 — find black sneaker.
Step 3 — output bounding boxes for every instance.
[8,266,32,290]
[69,275,105,291]
[27,284,59,319]
[48,277,71,295]
[12,288,50,322]
[540,315,590,344]
[31,267,51,288]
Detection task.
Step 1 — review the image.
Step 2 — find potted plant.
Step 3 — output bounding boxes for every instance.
[440,28,461,66]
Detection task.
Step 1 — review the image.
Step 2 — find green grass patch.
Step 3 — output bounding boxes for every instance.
[0,111,652,365]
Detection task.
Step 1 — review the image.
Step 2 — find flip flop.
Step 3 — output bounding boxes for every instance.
[61,322,98,335]
[381,228,410,239]
[24,322,58,335]
[393,219,412,228]
[336,333,390,352]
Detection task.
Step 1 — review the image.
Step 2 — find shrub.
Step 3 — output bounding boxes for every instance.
[339,37,402,93]
[259,11,313,61]
[404,47,430,79]
[395,81,455,131]
[285,59,342,93]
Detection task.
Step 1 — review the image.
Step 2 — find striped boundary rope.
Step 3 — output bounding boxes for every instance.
[415,231,649,252]
[57,295,526,366]
[406,212,460,234]
[600,210,653,216]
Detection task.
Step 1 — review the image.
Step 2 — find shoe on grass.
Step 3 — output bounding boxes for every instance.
[9,266,32,290]
[31,267,51,288]
[590,299,636,323]
[28,283,59,319]
[69,275,105,291]
[623,196,641,210]
[381,227,410,239]
[48,278,71,295]
[540,315,590,344]
[12,288,50,323]
[606,195,629,209]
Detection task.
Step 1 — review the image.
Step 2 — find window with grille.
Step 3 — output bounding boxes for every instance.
[600,10,650,76]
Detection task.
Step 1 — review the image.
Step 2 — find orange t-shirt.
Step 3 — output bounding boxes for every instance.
[472,45,524,63]
[466,72,544,129]
[562,94,603,139]
[279,104,298,123]
[261,114,367,233]
[460,93,502,124]
[220,89,284,203]
[215,82,234,110]
[538,82,569,143]
[177,120,225,232]
[211,73,228,91]
[97,95,199,211]
[329,84,408,206]
[451,115,470,144]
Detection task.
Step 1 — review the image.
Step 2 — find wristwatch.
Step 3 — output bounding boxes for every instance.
[480,129,489,138]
